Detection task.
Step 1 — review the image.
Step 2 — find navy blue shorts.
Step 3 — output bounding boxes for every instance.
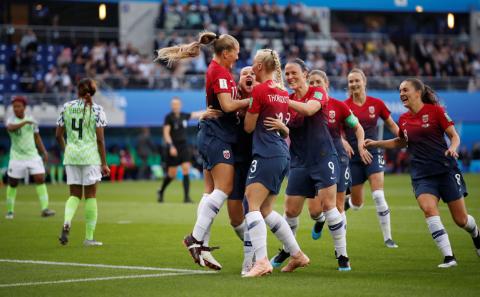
[197,128,235,170]
[245,156,289,195]
[412,168,468,203]
[286,155,338,198]
[229,161,251,200]
[337,155,351,193]
[350,153,385,186]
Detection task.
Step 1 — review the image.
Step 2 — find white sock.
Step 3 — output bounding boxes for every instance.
[192,190,227,242]
[246,211,267,260]
[348,198,363,210]
[233,221,246,241]
[265,211,300,255]
[312,212,326,223]
[325,208,347,257]
[196,193,211,246]
[372,190,392,242]
[341,211,347,230]
[463,215,479,237]
[284,214,299,236]
[242,230,255,271]
[426,216,453,257]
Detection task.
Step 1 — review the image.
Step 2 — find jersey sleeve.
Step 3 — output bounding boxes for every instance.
[247,86,262,114]
[183,112,192,120]
[378,100,391,120]
[436,106,454,130]
[306,87,327,105]
[95,105,108,128]
[5,116,15,126]
[30,116,40,133]
[164,113,172,126]
[397,117,406,139]
[212,70,232,95]
[56,104,66,127]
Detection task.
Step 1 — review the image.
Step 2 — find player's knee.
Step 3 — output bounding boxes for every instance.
[285,208,301,218]
[421,206,438,218]
[8,178,18,187]
[453,214,468,227]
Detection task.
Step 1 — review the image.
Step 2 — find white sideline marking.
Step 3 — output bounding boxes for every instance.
[0,273,194,288]
[0,259,216,288]
[0,259,214,274]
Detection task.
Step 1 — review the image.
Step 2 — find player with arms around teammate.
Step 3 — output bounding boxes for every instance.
[56,78,109,246]
[366,78,480,267]
[156,32,250,268]
[344,68,399,248]
[307,70,370,240]
[243,50,309,277]
[158,97,209,203]
[5,96,55,219]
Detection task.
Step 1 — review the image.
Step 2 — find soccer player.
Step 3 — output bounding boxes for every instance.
[155,32,250,269]
[158,97,210,203]
[56,78,109,246]
[271,59,350,271]
[243,49,309,277]
[365,78,480,267]
[5,96,55,219]
[344,68,399,248]
[307,70,370,240]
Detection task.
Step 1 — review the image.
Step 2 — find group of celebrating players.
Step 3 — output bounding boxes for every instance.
[4,30,480,277]
[155,31,480,277]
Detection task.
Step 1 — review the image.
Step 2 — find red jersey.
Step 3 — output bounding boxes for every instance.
[398,104,456,179]
[324,97,353,158]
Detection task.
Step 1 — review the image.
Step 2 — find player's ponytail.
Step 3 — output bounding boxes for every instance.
[78,78,96,106]
[155,31,239,67]
[255,49,285,90]
[404,78,439,105]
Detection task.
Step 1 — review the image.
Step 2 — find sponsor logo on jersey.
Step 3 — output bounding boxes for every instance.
[328,110,336,123]
[368,106,375,118]
[219,79,228,90]
[223,149,231,160]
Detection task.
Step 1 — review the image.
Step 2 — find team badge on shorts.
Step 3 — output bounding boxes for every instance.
[369,106,375,118]
[223,150,231,160]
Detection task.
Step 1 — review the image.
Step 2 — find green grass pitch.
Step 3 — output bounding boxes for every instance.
[0,174,479,297]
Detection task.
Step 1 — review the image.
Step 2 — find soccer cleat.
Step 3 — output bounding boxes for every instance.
[438,255,457,268]
[385,239,399,248]
[472,230,480,257]
[183,234,204,267]
[281,251,310,272]
[200,246,222,270]
[83,239,103,246]
[337,255,352,271]
[243,257,273,277]
[157,190,164,203]
[270,249,290,268]
[5,212,14,219]
[41,208,56,217]
[59,224,70,245]
[311,220,325,240]
[344,195,351,211]
[241,253,255,276]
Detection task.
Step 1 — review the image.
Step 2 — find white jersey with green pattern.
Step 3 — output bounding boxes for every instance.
[57,99,107,165]
[6,115,40,160]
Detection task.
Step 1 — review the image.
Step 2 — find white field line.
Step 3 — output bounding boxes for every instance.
[0,272,198,288]
[0,259,216,274]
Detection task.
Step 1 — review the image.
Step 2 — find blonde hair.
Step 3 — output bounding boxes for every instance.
[255,49,285,90]
[309,70,329,87]
[154,31,239,67]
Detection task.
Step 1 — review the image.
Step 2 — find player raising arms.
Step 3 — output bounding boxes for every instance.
[307,70,370,240]
[155,32,250,269]
[56,78,109,246]
[243,49,309,277]
[365,78,480,267]
[270,59,350,271]
[344,68,399,248]
[5,96,55,219]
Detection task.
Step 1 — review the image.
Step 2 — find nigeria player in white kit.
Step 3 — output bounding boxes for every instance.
[5,96,55,219]
[56,78,110,246]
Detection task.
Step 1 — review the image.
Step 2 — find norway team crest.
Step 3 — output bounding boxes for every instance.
[329,110,336,123]
[422,114,429,123]
[223,149,231,160]
[369,106,375,118]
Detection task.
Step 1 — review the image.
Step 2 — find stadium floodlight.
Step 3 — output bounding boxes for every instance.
[448,13,455,29]
[99,3,107,21]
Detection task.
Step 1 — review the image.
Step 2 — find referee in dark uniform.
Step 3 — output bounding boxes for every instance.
[158,97,204,203]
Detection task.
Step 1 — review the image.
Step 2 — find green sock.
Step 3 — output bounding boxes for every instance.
[35,184,49,210]
[50,167,56,184]
[6,186,17,213]
[64,196,80,225]
[58,166,64,183]
[85,198,98,240]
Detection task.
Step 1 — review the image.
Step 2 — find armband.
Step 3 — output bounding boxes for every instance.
[345,114,359,128]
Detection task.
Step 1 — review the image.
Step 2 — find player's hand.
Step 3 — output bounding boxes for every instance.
[23,120,34,126]
[169,146,178,157]
[342,139,354,158]
[445,148,459,159]
[364,139,377,148]
[101,164,110,177]
[200,106,222,120]
[358,142,373,165]
[264,117,284,131]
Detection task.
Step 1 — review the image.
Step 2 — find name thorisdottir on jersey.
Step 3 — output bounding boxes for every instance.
[56,99,107,165]
[6,115,40,160]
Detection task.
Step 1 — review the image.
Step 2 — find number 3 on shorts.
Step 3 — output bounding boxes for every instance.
[250,160,258,173]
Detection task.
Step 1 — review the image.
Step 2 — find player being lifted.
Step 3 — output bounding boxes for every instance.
[5,96,55,219]
[56,78,110,246]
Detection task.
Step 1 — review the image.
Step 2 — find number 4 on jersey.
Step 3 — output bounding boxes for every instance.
[72,118,83,139]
